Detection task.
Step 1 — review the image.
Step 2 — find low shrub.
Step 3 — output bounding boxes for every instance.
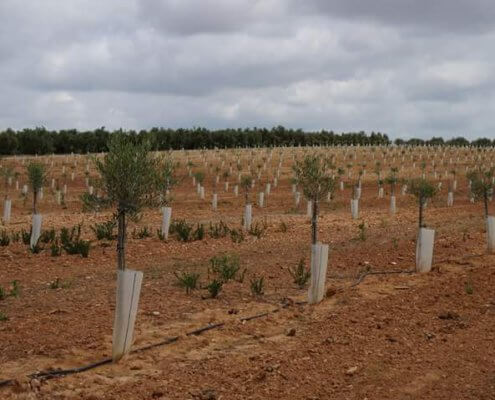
[209,253,240,283]
[250,276,265,296]
[21,229,30,245]
[209,220,230,238]
[90,220,116,240]
[206,279,223,298]
[174,271,200,294]
[230,228,245,243]
[39,228,56,244]
[0,230,10,246]
[132,226,152,239]
[61,224,90,257]
[171,219,194,242]
[289,258,311,289]
[248,220,267,239]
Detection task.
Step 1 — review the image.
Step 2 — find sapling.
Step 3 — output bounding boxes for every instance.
[88,135,161,361]
[385,167,398,196]
[159,156,178,206]
[27,162,47,215]
[293,155,335,244]
[90,135,161,271]
[409,178,437,228]
[468,168,494,218]
[468,168,495,252]
[1,166,14,200]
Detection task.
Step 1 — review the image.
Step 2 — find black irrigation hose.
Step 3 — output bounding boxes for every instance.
[186,322,225,336]
[0,302,296,389]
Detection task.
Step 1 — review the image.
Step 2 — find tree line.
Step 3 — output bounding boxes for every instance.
[0,126,492,155]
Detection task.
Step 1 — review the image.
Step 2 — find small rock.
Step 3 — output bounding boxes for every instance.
[151,311,160,316]
[438,311,460,320]
[424,332,435,340]
[30,379,41,391]
[345,366,358,376]
[285,327,296,337]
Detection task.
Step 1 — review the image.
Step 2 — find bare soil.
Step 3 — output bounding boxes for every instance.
[0,149,494,399]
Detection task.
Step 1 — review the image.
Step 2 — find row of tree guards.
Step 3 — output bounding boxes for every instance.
[1,140,495,362]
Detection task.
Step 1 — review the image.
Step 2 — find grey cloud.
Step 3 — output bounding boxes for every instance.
[293,0,495,34]
[1,0,495,140]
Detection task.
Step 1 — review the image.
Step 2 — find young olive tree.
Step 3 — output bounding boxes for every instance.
[409,178,437,228]
[468,168,494,217]
[91,135,160,271]
[293,155,335,244]
[385,167,398,196]
[241,175,252,205]
[1,166,14,200]
[159,156,178,206]
[27,162,47,214]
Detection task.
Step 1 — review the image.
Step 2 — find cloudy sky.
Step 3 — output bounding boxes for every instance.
[1,0,495,139]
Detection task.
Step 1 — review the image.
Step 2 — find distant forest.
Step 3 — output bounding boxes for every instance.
[0,126,493,155]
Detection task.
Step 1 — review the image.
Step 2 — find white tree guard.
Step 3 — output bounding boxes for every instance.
[258,192,264,208]
[265,183,271,196]
[340,181,344,191]
[356,187,361,199]
[161,207,172,240]
[295,192,301,206]
[307,200,312,218]
[390,196,396,215]
[351,199,359,219]
[244,204,252,230]
[308,243,329,304]
[378,187,384,198]
[233,185,239,197]
[224,182,229,192]
[212,194,218,210]
[30,214,42,248]
[416,228,435,273]
[447,192,454,207]
[486,216,495,253]
[112,269,143,362]
[200,186,205,199]
[2,199,11,223]
[88,186,94,195]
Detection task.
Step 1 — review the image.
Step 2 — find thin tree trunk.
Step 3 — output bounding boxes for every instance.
[117,209,126,271]
[311,198,318,245]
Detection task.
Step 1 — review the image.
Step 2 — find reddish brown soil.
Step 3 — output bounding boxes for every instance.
[0,150,494,399]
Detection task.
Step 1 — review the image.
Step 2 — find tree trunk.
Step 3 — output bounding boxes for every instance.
[311,198,318,245]
[117,209,126,271]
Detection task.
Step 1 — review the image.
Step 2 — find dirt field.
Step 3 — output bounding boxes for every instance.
[1,147,494,399]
